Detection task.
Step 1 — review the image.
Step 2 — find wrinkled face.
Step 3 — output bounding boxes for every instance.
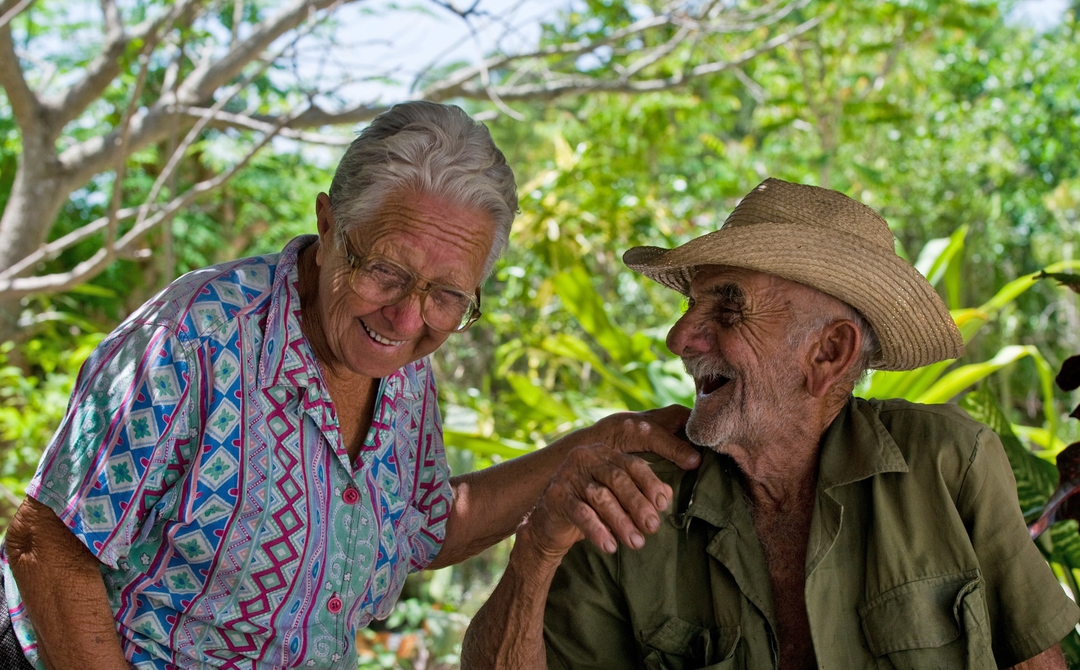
[666,266,809,454]
[314,190,495,379]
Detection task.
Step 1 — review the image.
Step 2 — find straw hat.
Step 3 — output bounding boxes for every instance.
[623,178,964,371]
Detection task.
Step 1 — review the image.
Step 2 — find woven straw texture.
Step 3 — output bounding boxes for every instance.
[623,178,964,371]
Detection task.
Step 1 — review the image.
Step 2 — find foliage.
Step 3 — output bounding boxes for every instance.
[1,0,1080,668]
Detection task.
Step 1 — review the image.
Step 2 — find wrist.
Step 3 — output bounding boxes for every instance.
[514,518,573,567]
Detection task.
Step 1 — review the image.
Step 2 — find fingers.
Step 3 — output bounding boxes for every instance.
[533,447,675,556]
[605,407,701,470]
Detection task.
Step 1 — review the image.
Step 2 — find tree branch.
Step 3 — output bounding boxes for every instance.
[178,106,353,144]
[174,0,352,105]
[44,0,204,132]
[0,2,42,134]
[0,111,298,299]
[433,14,825,103]
[0,0,33,31]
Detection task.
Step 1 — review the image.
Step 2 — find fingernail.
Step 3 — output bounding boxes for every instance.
[631,532,644,549]
[646,515,659,532]
[687,452,701,466]
[604,540,617,554]
[656,494,669,511]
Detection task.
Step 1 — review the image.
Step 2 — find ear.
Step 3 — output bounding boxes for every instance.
[804,320,861,398]
[314,192,334,266]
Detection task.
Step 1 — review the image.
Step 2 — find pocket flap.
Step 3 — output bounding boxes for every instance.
[640,618,740,666]
[859,571,980,656]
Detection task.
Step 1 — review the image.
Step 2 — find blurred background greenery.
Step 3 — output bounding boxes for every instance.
[2,0,1080,667]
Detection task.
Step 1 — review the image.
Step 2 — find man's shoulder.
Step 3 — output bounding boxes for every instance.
[860,396,995,479]
[864,397,987,442]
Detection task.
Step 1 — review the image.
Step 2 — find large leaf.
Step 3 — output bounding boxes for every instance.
[443,431,535,460]
[959,390,1057,523]
[914,225,967,291]
[552,267,655,367]
[916,345,1039,404]
[503,372,578,423]
[539,333,656,410]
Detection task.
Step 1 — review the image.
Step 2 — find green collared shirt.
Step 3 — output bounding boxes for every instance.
[544,397,1079,669]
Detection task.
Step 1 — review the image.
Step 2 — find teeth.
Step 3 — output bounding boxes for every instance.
[362,321,406,346]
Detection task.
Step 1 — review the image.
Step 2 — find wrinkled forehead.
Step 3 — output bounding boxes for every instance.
[688,265,795,297]
[687,264,839,312]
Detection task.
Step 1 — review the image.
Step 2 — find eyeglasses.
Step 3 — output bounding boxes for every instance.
[343,242,482,333]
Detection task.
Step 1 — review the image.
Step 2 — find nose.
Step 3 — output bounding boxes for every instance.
[382,292,426,336]
[666,311,713,357]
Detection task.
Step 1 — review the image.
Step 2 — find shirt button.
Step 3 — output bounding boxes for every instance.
[327,594,343,614]
[342,486,360,505]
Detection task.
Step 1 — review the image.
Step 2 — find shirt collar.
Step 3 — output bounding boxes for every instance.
[256,235,425,405]
[258,235,323,391]
[684,396,909,526]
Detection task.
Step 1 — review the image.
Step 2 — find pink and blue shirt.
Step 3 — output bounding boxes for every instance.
[2,235,452,669]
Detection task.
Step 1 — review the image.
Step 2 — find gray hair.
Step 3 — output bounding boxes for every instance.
[786,296,882,390]
[327,101,518,278]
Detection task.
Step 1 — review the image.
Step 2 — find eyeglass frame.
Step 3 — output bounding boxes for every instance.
[340,239,483,333]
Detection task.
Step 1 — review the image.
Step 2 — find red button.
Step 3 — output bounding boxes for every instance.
[327,594,343,614]
[342,487,360,505]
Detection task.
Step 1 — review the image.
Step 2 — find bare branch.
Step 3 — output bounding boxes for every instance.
[100,0,122,38]
[0,111,297,299]
[0,3,42,133]
[0,207,139,281]
[231,0,243,44]
[0,0,33,31]
[431,14,825,103]
[178,106,353,144]
[175,0,353,105]
[44,0,205,133]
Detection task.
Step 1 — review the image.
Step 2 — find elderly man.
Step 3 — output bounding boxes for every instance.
[463,179,1079,669]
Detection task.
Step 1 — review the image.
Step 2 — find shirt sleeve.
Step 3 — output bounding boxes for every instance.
[28,322,200,570]
[957,426,1080,666]
[544,542,641,670]
[406,361,452,572]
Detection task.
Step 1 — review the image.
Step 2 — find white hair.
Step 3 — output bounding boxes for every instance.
[327,101,518,278]
[786,293,882,390]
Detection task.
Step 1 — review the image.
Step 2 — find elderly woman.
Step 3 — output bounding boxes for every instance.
[1,102,695,669]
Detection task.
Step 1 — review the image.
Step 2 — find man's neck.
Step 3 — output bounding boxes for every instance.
[726,396,847,509]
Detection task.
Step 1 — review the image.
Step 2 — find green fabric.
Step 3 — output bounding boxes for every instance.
[544,397,1079,670]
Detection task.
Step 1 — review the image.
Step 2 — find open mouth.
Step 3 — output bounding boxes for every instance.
[697,374,732,396]
[361,320,406,347]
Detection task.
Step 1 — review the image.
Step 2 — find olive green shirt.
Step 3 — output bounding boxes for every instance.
[544,397,1079,670]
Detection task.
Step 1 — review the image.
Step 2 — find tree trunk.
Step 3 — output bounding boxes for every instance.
[0,138,73,343]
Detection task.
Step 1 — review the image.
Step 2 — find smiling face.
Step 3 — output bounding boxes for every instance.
[666,265,814,457]
[311,190,495,380]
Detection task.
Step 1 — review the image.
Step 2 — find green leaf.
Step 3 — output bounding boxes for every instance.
[914,225,967,289]
[504,372,577,423]
[443,430,535,460]
[553,267,655,367]
[916,345,1037,404]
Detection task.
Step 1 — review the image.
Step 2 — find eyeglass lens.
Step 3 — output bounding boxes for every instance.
[352,257,476,331]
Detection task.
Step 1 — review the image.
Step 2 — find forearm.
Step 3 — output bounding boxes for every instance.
[433,407,697,569]
[7,498,128,670]
[430,438,577,569]
[461,524,563,669]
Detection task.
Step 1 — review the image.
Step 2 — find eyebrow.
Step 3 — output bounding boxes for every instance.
[699,282,745,306]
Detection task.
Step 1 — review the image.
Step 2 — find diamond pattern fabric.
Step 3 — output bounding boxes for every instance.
[1,235,451,669]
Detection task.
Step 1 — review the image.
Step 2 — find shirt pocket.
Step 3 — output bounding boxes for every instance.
[640,617,740,670]
[858,570,996,670]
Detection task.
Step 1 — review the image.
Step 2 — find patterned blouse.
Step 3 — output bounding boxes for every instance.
[2,235,452,669]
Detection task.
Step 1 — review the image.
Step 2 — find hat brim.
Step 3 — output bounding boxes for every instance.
[624,222,964,371]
